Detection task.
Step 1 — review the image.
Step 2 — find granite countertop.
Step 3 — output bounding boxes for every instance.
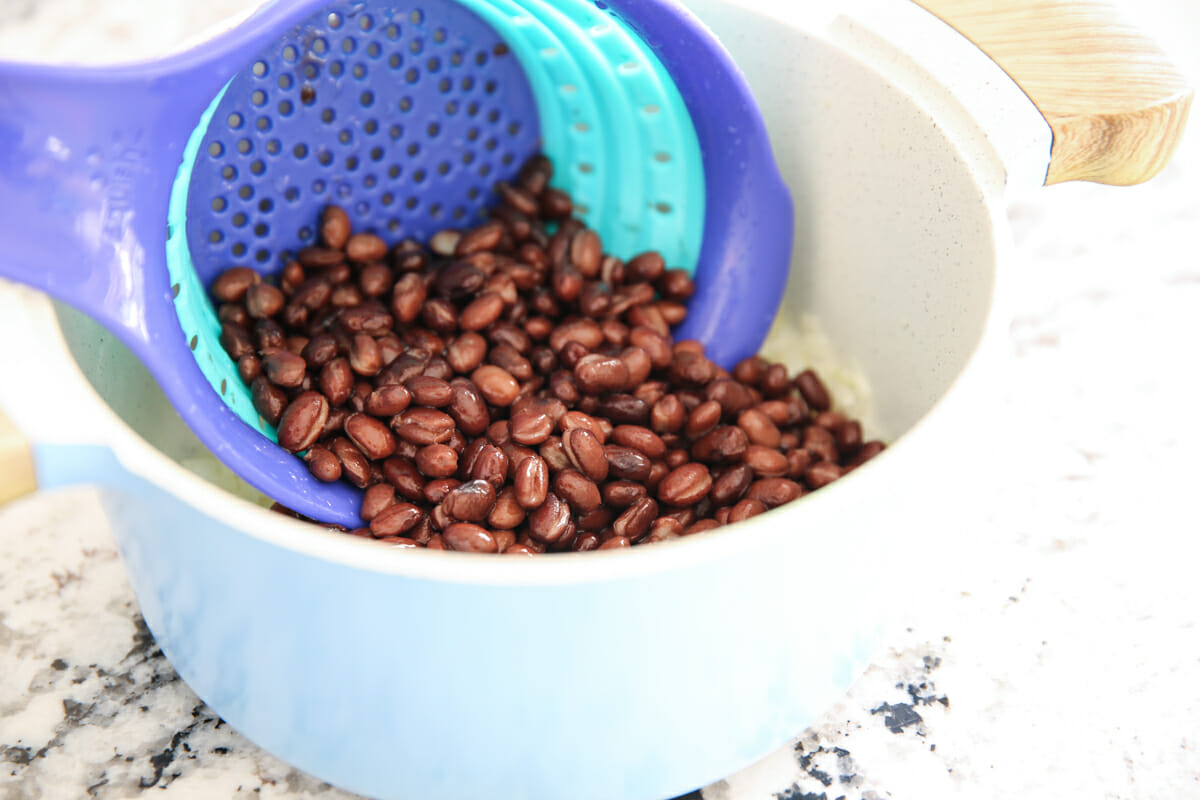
[3,2,1200,799]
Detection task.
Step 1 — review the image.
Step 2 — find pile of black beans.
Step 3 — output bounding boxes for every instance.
[211,155,884,554]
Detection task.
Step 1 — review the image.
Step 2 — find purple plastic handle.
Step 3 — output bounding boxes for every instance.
[0,0,329,334]
[0,0,367,525]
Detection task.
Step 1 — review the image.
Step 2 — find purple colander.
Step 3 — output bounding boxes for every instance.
[0,0,793,526]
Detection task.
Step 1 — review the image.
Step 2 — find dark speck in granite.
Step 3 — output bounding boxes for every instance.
[791,741,861,795]
[124,615,161,662]
[63,698,92,722]
[905,681,949,709]
[870,701,922,733]
[869,648,949,734]
[3,745,34,765]
[795,747,834,787]
[774,787,835,800]
[142,722,202,789]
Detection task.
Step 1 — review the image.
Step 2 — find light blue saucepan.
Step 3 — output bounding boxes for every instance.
[0,0,1187,798]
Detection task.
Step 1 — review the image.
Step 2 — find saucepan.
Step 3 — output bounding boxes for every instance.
[0,0,1189,798]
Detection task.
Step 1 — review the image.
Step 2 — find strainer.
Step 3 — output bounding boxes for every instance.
[0,0,792,526]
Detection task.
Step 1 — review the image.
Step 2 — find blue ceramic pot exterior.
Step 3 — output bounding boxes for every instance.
[37,443,882,800]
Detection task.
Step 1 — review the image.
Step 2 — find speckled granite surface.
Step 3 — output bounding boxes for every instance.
[3,2,1200,799]
[0,490,344,798]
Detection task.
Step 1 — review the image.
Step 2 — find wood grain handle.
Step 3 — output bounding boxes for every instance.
[913,0,1193,185]
[0,407,37,504]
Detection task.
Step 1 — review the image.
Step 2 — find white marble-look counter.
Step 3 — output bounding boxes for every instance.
[3,2,1199,798]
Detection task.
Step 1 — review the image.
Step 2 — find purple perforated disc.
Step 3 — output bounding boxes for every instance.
[185,0,542,286]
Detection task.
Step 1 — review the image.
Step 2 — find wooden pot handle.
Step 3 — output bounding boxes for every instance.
[913,0,1193,185]
[0,408,36,504]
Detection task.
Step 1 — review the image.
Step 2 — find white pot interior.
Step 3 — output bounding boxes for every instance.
[694,0,1001,441]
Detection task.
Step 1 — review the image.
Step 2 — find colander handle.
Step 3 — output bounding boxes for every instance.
[0,65,195,349]
[0,0,329,351]
[915,0,1193,185]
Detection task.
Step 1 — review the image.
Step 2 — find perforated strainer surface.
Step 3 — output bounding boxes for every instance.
[167,0,704,438]
[189,3,543,266]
